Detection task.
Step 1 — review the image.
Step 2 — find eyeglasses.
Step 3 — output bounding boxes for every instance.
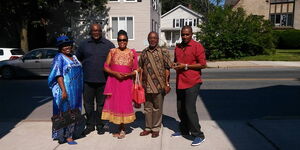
[181,34,191,36]
[117,39,128,42]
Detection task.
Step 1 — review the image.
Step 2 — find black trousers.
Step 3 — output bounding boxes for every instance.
[83,82,106,129]
[176,83,205,138]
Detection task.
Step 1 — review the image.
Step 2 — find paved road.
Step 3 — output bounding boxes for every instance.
[0,67,300,150]
[1,67,299,121]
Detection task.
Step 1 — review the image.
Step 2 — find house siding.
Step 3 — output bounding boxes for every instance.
[150,0,160,33]
[294,0,300,29]
[233,0,270,19]
[161,8,201,32]
[228,0,300,29]
[106,0,159,51]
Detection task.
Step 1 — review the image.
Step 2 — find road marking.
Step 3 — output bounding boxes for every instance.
[32,96,52,103]
[168,78,298,82]
[203,78,298,81]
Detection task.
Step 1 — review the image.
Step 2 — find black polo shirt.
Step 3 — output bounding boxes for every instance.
[76,37,115,83]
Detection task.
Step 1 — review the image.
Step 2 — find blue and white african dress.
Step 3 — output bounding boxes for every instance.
[48,53,83,141]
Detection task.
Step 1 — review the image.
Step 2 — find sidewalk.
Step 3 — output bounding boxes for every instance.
[0,120,277,150]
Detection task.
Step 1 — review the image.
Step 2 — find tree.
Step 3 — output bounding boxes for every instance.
[0,0,50,52]
[197,7,275,59]
[0,0,108,52]
[45,0,109,47]
[161,0,224,16]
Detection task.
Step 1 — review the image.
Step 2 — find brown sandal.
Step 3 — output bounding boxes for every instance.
[113,133,120,137]
[118,130,126,139]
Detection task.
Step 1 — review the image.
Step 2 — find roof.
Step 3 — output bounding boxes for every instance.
[161,5,202,18]
[224,0,240,6]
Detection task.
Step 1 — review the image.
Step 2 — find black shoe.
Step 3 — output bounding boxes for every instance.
[96,126,105,135]
[83,126,95,136]
[97,129,105,135]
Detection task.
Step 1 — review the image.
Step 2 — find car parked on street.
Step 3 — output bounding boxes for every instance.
[0,48,24,61]
[0,48,58,79]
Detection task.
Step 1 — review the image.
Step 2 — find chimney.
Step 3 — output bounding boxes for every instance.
[188,4,192,9]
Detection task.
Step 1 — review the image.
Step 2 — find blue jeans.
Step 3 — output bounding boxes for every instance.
[176,83,205,138]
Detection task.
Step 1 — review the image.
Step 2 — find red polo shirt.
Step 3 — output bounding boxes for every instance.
[174,40,206,89]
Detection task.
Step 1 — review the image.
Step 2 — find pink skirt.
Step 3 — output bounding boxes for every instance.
[102,64,135,124]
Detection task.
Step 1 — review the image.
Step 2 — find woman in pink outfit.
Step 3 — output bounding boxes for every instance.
[101,30,138,139]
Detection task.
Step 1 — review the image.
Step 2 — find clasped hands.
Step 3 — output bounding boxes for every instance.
[172,62,186,70]
[115,68,141,80]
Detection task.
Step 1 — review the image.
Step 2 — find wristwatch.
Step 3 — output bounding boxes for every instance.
[184,64,188,70]
[166,83,170,87]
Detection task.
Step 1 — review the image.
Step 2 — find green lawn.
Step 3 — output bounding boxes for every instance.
[222,49,300,61]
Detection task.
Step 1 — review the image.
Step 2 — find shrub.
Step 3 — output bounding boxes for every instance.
[197,7,276,60]
[273,29,300,49]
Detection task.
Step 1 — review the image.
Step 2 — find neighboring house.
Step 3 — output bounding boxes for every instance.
[104,0,161,51]
[225,0,300,29]
[160,5,202,47]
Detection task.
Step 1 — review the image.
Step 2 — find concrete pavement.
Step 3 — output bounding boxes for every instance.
[0,120,277,150]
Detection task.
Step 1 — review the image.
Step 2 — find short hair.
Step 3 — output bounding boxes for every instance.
[148,31,159,39]
[118,30,128,39]
[182,25,193,33]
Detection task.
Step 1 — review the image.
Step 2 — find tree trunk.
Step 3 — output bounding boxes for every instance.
[20,19,29,53]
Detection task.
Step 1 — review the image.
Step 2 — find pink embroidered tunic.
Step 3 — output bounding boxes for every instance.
[101,48,138,124]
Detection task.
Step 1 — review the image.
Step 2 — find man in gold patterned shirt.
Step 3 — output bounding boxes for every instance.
[138,32,173,138]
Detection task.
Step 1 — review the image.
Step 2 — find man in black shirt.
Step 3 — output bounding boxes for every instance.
[76,23,115,135]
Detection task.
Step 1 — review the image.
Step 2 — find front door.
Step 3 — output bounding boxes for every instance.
[17,50,43,76]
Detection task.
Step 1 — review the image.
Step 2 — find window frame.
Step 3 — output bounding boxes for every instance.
[45,49,58,59]
[175,19,180,28]
[269,0,295,27]
[152,0,157,10]
[110,16,135,40]
[124,0,137,2]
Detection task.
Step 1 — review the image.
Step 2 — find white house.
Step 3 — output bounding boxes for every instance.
[160,5,202,47]
[105,0,161,51]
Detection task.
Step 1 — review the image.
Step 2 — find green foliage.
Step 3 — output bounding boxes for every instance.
[273,29,300,49]
[0,0,108,48]
[198,7,276,60]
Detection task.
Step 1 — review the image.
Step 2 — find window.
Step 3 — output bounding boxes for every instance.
[24,50,43,60]
[269,0,294,27]
[10,49,24,55]
[111,17,134,40]
[184,19,193,26]
[152,0,157,10]
[175,19,180,28]
[45,50,58,59]
[0,50,3,55]
[152,19,155,31]
[152,20,158,32]
[174,18,199,28]
[124,0,137,2]
[270,0,294,3]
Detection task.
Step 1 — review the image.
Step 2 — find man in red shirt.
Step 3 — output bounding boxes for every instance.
[172,26,207,146]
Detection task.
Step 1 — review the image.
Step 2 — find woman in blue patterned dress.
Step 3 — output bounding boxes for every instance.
[48,35,83,145]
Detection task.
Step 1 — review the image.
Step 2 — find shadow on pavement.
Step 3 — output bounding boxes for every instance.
[0,79,51,138]
[199,85,300,150]
[103,111,179,136]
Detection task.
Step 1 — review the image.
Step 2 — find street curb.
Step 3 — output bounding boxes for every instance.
[247,120,280,150]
